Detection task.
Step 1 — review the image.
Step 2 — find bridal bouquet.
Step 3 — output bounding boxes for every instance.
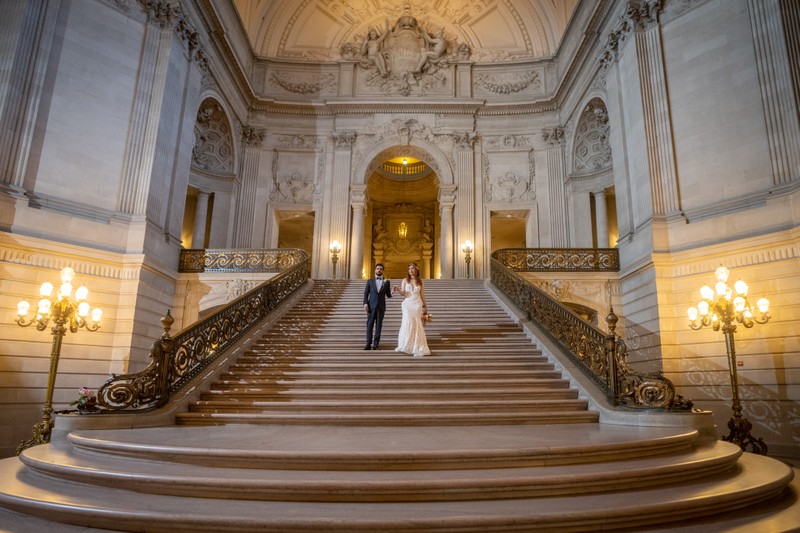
[421,312,433,323]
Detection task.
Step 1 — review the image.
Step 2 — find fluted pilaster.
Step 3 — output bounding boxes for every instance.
[0,0,58,191]
[455,145,475,278]
[748,0,800,185]
[543,127,569,247]
[233,126,265,247]
[117,24,173,215]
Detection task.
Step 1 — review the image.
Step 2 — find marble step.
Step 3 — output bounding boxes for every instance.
[16,440,741,503]
[187,398,590,412]
[208,377,572,389]
[0,445,791,532]
[174,410,600,426]
[199,388,580,401]
[61,424,700,470]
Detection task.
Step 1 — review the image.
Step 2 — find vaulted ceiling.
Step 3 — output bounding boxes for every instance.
[232,0,578,61]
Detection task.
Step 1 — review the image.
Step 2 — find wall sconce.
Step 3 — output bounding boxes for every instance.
[398,222,408,239]
[402,158,408,165]
[329,240,342,280]
[687,265,770,455]
[15,267,102,454]
[461,240,473,279]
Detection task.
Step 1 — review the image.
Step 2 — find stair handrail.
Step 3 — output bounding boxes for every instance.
[93,250,310,412]
[491,251,693,411]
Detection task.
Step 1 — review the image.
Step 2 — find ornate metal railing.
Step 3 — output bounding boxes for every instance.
[179,248,308,273]
[492,248,619,272]
[491,253,692,410]
[94,252,309,412]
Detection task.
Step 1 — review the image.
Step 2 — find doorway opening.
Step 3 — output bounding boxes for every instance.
[490,210,528,253]
[277,210,315,269]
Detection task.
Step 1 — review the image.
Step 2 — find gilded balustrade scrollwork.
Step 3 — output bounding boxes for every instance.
[94,253,309,411]
[492,248,619,272]
[491,253,691,411]
[179,248,307,273]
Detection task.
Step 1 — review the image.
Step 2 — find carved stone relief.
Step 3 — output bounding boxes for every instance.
[192,99,233,172]
[573,98,611,173]
[474,70,542,96]
[344,9,467,96]
[269,71,336,95]
[483,149,536,203]
[485,135,532,149]
[269,149,321,204]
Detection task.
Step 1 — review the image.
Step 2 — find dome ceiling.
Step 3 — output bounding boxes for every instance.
[233,0,578,62]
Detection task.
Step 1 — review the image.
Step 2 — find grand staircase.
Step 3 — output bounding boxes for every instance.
[0,279,796,532]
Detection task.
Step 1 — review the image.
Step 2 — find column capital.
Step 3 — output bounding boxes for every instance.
[542,126,566,146]
[332,131,357,149]
[241,125,266,146]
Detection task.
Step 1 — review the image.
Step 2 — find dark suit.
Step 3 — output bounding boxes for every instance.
[363,276,392,349]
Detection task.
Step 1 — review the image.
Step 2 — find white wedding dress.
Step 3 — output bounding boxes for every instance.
[395,280,430,357]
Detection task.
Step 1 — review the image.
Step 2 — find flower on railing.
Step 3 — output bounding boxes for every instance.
[69,386,99,413]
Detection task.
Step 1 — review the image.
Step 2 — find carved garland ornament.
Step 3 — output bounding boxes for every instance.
[474,71,540,95]
[270,72,336,95]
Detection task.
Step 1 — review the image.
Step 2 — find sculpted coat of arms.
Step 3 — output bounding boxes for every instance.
[346,11,470,96]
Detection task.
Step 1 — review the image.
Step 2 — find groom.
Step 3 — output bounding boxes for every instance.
[363,263,392,350]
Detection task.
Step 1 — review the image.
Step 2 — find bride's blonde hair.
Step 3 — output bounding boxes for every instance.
[404,263,423,286]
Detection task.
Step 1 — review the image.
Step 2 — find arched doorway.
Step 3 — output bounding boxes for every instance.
[365,155,439,280]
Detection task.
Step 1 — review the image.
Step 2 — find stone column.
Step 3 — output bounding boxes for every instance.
[543,127,569,247]
[594,189,609,248]
[233,126,265,247]
[438,185,457,279]
[349,185,367,280]
[191,190,210,249]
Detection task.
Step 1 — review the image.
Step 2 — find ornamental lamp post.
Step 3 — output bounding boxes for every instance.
[687,266,770,455]
[329,240,342,280]
[461,240,473,279]
[15,267,102,454]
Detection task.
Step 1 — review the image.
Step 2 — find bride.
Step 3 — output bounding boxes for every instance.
[392,263,431,357]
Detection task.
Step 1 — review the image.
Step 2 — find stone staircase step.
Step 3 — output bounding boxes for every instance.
[199,389,580,401]
[17,438,741,503]
[0,444,791,532]
[174,411,601,426]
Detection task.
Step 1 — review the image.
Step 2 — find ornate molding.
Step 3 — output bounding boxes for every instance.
[485,135,532,149]
[475,70,540,95]
[273,134,322,150]
[269,71,336,95]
